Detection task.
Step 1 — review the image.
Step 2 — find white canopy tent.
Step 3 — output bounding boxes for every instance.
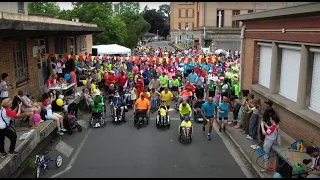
[92,44,131,55]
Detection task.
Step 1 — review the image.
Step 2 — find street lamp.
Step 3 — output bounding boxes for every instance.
[185,27,188,47]
[157,29,159,40]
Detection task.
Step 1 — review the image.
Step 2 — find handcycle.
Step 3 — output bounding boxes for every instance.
[35,151,63,178]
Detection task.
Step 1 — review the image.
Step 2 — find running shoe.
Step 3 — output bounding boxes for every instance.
[246,136,253,140]
[60,127,67,132]
[207,134,211,140]
[202,126,205,132]
[58,131,64,136]
[1,152,8,159]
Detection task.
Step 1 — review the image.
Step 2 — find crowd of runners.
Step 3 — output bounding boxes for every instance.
[82,43,241,140]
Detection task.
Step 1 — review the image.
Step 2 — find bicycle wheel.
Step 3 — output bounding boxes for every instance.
[56,155,63,168]
[35,164,40,178]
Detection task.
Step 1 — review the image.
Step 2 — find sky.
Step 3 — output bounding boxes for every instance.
[56,2,169,11]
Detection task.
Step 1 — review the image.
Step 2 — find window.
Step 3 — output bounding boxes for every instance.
[13,41,29,83]
[248,10,254,13]
[185,23,189,30]
[179,9,181,18]
[186,9,189,17]
[192,9,195,18]
[216,10,224,28]
[279,45,301,102]
[80,36,87,49]
[55,37,67,54]
[232,10,240,28]
[17,2,24,12]
[309,49,320,113]
[178,22,181,30]
[257,43,272,88]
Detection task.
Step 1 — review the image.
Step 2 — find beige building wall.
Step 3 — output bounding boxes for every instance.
[171,2,310,30]
[170,2,198,30]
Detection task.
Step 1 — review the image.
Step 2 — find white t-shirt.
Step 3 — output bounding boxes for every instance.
[56,61,63,74]
[222,84,228,93]
[0,81,8,98]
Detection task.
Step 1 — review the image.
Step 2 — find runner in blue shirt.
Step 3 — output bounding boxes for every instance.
[218,96,230,132]
[188,71,198,84]
[201,97,218,140]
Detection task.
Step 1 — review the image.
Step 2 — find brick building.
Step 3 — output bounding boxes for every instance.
[169,2,308,50]
[233,2,320,146]
[0,2,102,100]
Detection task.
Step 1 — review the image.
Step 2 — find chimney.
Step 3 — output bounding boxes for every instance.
[72,18,79,22]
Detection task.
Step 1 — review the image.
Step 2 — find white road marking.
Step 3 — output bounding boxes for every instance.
[50,128,92,178]
[213,121,255,178]
[54,141,74,158]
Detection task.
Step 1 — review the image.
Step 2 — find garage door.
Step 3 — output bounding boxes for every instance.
[258,45,272,88]
[216,42,233,51]
[279,45,301,102]
[234,42,241,50]
[309,49,320,113]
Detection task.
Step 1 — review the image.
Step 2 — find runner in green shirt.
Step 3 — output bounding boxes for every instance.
[159,72,169,91]
[90,99,104,113]
[171,76,180,100]
[208,79,215,98]
[128,71,134,78]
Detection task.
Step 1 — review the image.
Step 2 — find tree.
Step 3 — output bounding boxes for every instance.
[158,4,170,24]
[143,5,149,13]
[118,2,140,15]
[118,11,150,49]
[28,2,61,16]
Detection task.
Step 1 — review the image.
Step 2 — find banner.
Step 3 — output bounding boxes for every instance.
[40,53,219,64]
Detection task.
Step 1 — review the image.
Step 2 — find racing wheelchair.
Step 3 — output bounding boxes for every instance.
[193,100,205,123]
[156,102,170,129]
[134,109,149,129]
[178,116,193,144]
[111,105,126,123]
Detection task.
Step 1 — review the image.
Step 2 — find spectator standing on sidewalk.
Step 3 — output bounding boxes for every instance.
[0,98,22,157]
[259,114,280,172]
[246,98,261,140]
[257,100,276,147]
[0,73,10,103]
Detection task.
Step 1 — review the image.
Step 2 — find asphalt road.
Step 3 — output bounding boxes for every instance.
[25,101,255,178]
[146,40,175,51]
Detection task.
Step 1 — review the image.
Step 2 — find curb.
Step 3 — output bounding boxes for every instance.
[224,127,267,178]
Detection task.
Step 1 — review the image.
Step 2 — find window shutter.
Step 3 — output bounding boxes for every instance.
[258,45,272,88]
[192,9,195,18]
[221,10,224,28]
[179,9,181,17]
[279,48,301,102]
[309,52,320,113]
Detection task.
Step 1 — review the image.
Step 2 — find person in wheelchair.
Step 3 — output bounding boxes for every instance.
[193,99,205,120]
[180,116,192,138]
[194,84,205,103]
[90,99,103,127]
[133,94,150,124]
[111,91,125,121]
[158,101,169,124]
[106,84,116,103]
[179,100,192,121]
[176,88,193,109]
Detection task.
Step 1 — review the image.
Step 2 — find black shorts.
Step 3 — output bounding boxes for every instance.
[171,86,178,92]
[218,117,228,121]
[208,90,215,98]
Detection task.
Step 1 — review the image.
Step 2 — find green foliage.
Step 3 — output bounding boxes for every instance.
[27,2,150,49]
[143,5,170,38]
[28,2,61,16]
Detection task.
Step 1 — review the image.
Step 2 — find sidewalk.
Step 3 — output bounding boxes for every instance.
[223,114,291,178]
[0,87,83,178]
[171,43,185,51]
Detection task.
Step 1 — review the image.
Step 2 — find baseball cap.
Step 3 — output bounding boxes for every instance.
[264,100,273,107]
